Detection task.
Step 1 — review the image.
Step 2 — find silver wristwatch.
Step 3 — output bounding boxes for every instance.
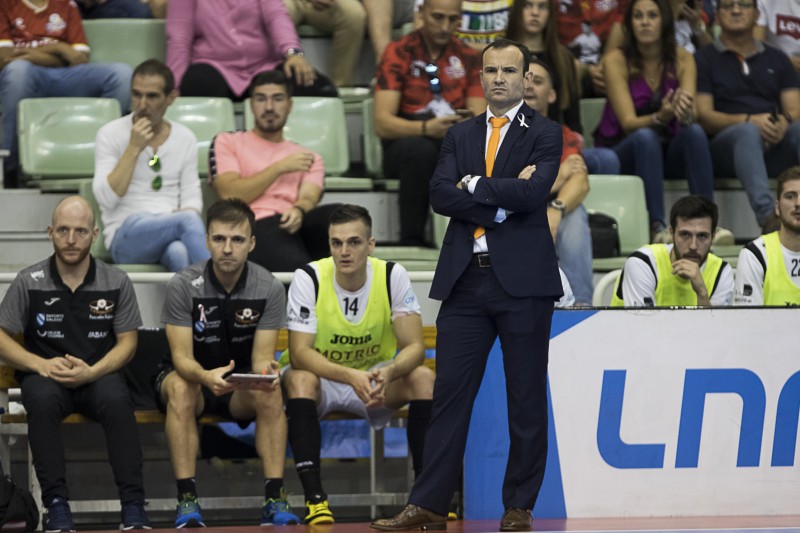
[549,199,566,212]
[461,175,476,189]
[285,47,305,58]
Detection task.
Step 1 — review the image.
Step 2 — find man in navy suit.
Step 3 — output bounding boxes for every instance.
[371,39,563,532]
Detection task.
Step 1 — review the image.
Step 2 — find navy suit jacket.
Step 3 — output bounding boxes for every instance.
[429,102,564,301]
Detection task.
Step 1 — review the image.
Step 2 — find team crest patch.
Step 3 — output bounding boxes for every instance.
[89,299,115,316]
[445,56,466,80]
[234,308,260,325]
[45,14,67,35]
[299,306,310,319]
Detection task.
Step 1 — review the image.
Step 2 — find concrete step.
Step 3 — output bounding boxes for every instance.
[0,189,67,232]
[0,232,52,268]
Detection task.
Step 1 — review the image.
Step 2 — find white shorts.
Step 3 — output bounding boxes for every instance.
[283,362,394,429]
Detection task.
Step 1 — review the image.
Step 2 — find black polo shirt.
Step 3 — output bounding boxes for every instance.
[0,256,142,367]
[161,260,286,371]
[696,39,800,115]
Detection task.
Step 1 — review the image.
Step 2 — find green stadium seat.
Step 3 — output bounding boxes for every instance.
[18,97,121,187]
[579,98,606,149]
[362,97,382,177]
[165,97,235,176]
[83,19,166,68]
[583,174,650,271]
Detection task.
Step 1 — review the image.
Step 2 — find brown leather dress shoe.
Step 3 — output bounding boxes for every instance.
[499,507,532,531]
[370,504,447,531]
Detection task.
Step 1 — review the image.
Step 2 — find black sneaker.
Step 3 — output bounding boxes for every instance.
[44,498,75,533]
[121,501,152,530]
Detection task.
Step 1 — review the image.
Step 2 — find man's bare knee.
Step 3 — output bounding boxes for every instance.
[163,373,202,416]
[282,369,322,398]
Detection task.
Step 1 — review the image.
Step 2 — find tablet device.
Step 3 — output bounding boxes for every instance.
[223,372,278,384]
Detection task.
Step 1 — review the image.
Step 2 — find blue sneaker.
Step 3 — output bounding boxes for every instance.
[261,491,299,526]
[121,501,152,530]
[45,498,76,533]
[175,493,205,528]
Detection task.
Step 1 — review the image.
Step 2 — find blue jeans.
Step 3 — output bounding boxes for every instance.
[583,147,621,175]
[109,211,210,272]
[710,121,800,225]
[613,124,714,226]
[556,204,593,305]
[0,59,132,171]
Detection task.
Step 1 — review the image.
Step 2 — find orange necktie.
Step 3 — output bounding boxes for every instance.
[474,116,510,239]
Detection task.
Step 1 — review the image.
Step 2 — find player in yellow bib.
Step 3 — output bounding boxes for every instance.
[735,166,800,306]
[280,205,435,524]
[611,195,734,307]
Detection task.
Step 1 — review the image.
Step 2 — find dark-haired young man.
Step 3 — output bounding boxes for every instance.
[735,165,800,306]
[93,58,209,272]
[156,199,299,527]
[281,204,434,524]
[612,195,734,307]
[210,69,340,273]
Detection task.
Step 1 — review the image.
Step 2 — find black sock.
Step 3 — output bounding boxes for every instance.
[407,400,432,478]
[264,478,284,500]
[176,478,197,501]
[286,398,326,501]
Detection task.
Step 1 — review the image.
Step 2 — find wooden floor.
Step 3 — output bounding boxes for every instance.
[85,515,800,532]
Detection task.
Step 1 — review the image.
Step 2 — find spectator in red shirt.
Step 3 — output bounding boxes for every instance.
[557,0,628,95]
[374,0,485,246]
[0,0,132,188]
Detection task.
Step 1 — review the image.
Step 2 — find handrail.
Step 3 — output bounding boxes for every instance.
[0,270,436,284]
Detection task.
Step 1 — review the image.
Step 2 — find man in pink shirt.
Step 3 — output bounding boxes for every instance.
[209,70,341,272]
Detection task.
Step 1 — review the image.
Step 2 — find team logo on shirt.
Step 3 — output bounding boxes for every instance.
[299,306,310,320]
[403,289,417,307]
[777,15,800,39]
[89,299,115,318]
[30,270,44,281]
[44,297,60,306]
[36,314,45,327]
[234,308,260,325]
[191,275,205,288]
[45,14,66,35]
[445,56,466,80]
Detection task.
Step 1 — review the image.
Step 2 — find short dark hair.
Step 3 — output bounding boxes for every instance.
[329,204,372,236]
[777,165,800,196]
[528,58,554,86]
[670,195,719,233]
[250,70,292,97]
[206,199,256,235]
[482,38,531,74]
[132,58,175,95]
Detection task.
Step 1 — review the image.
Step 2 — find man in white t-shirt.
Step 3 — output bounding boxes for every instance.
[735,165,800,305]
[756,0,800,72]
[280,204,435,525]
[92,59,209,272]
[612,195,734,307]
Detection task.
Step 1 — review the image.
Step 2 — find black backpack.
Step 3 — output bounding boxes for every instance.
[0,462,39,532]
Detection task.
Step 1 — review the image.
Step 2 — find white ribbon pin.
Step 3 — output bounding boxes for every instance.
[517,113,529,128]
